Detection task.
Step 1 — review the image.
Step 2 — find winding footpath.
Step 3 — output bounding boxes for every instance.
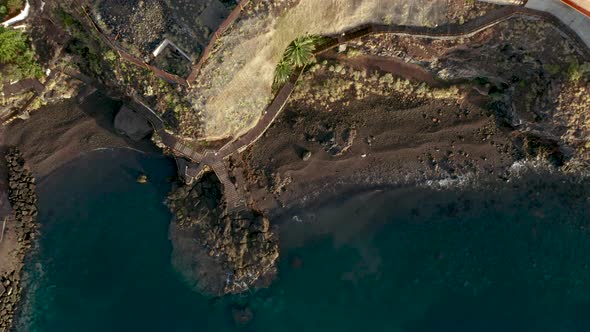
[8,1,588,215]
[103,4,590,216]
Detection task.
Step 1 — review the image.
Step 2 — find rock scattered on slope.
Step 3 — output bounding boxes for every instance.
[167,172,279,296]
[114,106,153,141]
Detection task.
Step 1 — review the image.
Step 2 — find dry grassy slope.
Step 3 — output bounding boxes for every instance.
[191,0,451,140]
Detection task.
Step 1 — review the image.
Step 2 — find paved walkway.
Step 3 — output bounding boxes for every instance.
[73,0,188,86]
[526,0,590,49]
[131,4,590,217]
[187,0,252,84]
[2,79,44,98]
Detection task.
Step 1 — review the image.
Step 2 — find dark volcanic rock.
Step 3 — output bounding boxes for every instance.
[0,148,38,331]
[114,106,153,141]
[167,172,279,296]
[301,149,312,161]
[232,307,253,326]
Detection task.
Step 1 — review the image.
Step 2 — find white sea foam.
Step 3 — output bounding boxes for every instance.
[423,174,474,189]
[505,158,556,180]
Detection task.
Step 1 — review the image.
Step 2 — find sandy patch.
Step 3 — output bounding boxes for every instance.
[191,0,452,139]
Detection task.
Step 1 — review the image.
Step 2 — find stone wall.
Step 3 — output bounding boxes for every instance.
[0,148,38,332]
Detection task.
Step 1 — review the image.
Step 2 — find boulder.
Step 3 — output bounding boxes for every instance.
[114,106,153,141]
[232,307,253,326]
[167,172,279,296]
[137,174,148,184]
[301,149,312,161]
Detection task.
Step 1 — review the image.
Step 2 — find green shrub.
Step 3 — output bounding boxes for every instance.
[7,0,23,12]
[273,35,324,88]
[57,8,80,29]
[543,63,560,76]
[104,50,117,62]
[0,27,26,63]
[0,27,43,80]
[273,60,292,86]
[567,59,590,82]
[284,35,322,67]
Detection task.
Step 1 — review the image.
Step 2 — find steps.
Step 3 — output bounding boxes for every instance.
[174,141,194,158]
[210,160,247,215]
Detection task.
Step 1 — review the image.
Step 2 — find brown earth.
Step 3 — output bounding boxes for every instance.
[0,136,16,293]
[240,88,516,216]
[236,15,590,217]
[0,87,161,330]
[352,16,590,163]
[4,91,159,179]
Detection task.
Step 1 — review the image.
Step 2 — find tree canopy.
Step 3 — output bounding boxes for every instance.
[274,35,324,86]
[0,27,43,80]
[284,35,321,67]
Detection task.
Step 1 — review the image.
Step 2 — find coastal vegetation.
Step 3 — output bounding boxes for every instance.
[188,0,462,140]
[58,8,104,76]
[0,0,22,21]
[273,35,325,87]
[0,27,43,80]
[56,7,189,132]
[292,60,460,112]
[567,58,590,82]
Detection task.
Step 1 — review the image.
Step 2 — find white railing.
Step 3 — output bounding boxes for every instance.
[1,0,30,27]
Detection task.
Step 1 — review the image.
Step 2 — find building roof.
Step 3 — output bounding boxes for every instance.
[562,0,590,18]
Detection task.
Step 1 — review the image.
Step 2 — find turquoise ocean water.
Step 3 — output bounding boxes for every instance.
[16,149,590,331]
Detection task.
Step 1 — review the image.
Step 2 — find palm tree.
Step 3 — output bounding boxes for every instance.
[274,59,293,85]
[284,35,321,67]
[273,35,324,88]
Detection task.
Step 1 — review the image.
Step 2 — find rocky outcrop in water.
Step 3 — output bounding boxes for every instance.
[167,172,279,296]
[0,148,38,331]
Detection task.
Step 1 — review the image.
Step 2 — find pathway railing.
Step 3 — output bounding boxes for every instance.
[103,5,590,217]
[187,0,253,85]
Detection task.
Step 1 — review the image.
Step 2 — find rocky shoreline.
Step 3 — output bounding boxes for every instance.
[167,172,279,297]
[0,149,38,332]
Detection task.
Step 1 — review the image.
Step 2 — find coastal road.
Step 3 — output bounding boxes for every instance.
[526,0,590,48]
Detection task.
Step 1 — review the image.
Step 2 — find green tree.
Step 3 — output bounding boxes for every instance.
[274,35,324,87]
[273,59,292,86]
[0,27,27,62]
[7,0,23,13]
[284,35,321,67]
[0,5,8,19]
[0,27,43,80]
